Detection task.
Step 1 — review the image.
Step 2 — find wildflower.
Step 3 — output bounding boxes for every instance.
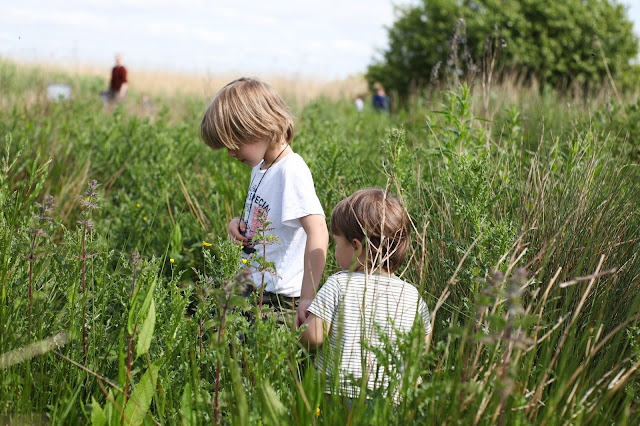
[316,407,320,417]
[143,216,148,221]
[170,258,175,263]
[242,258,247,264]
[80,198,101,211]
[202,241,212,247]
[136,203,141,208]
[76,218,94,230]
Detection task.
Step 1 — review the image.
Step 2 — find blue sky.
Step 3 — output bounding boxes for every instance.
[1,0,639,80]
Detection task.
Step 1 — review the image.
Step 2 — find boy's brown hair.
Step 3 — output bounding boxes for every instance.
[199,77,294,150]
[330,188,410,273]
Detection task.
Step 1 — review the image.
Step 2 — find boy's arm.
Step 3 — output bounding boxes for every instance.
[299,313,329,349]
[296,214,329,328]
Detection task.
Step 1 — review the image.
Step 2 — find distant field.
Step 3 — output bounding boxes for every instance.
[5,58,369,105]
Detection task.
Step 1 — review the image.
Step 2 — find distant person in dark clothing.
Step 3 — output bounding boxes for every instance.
[101,53,128,104]
[372,82,389,113]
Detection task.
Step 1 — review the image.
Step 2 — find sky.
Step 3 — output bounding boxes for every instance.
[1,0,640,80]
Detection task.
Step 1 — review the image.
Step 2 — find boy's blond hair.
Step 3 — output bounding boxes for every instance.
[330,188,410,273]
[199,77,295,150]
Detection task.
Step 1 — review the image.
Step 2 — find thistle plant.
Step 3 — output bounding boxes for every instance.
[484,268,529,426]
[25,194,54,340]
[194,239,249,425]
[123,251,141,413]
[249,209,278,313]
[76,179,101,360]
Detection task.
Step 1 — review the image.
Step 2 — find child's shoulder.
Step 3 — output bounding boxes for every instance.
[329,270,356,280]
[326,271,368,286]
[272,152,308,173]
[281,152,307,167]
[388,274,421,293]
[277,153,318,186]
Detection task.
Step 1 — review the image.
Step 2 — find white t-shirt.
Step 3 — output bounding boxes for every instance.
[307,271,431,399]
[241,153,324,297]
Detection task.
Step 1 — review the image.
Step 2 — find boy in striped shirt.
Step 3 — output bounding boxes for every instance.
[300,188,432,400]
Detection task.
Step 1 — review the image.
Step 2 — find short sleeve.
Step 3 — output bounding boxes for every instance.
[308,275,342,325]
[281,156,324,227]
[418,299,432,336]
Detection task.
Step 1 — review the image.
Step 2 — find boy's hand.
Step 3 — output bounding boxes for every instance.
[227,217,248,243]
[295,298,313,328]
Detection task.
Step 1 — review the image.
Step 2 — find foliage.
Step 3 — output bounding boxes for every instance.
[367,0,639,103]
[366,0,466,103]
[1,60,640,424]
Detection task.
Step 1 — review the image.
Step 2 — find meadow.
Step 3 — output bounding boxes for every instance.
[1,57,640,424]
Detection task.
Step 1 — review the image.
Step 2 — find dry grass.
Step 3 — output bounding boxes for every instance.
[12,59,369,107]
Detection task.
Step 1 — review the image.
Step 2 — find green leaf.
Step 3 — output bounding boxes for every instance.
[113,391,125,426]
[118,329,126,388]
[136,299,156,359]
[258,381,287,425]
[128,278,156,335]
[228,351,249,426]
[60,383,82,422]
[139,279,156,317]
[180,383,195,426]
[203,319,216,331]
[170,223,182,255]
[228,295,248,309]
[127,297,139,336]
[90,397,108,426]
[123,362,159,426]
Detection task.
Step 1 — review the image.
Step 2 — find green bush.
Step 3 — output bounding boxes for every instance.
[367,0,638,103]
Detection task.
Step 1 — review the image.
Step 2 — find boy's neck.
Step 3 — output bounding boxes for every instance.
[261,143,291,170]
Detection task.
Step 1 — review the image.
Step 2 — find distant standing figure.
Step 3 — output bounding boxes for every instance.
[101,53,128,104]
[354,95,364,113]
[372,82,389,113]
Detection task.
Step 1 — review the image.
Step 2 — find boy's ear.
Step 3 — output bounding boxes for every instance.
[352,238,363,253]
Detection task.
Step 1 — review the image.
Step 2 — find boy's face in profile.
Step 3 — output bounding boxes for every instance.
[333,233,359,271]
[226,138,270,168]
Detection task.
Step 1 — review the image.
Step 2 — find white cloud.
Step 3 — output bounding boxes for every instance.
[0,0,413,78]
[141,19,228,45]
[2,6,111,29]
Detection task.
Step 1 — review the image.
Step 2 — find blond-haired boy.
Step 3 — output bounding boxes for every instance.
[200,77,328,327]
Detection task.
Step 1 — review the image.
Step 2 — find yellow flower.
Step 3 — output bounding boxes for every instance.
[143,216,148,221]
[136,203,141,208]
[170,258,175,263]
[316,407,320,417]
[86,196,90,201]
[202,241,212,247]
[242,258,247,264]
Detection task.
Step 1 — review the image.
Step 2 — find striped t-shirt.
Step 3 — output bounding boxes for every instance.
[307,271,431,399]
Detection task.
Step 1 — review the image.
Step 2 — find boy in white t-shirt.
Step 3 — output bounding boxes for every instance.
[300,188,431,399]
[199,77,329,327]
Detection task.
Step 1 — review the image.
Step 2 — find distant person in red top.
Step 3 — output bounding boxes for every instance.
[101,53,128,104]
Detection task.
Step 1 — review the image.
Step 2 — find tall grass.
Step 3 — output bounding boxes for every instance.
[1,59,639,424]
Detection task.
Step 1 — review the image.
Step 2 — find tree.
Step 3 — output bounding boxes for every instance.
[367,0,639,103]
[367,0,465,104]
